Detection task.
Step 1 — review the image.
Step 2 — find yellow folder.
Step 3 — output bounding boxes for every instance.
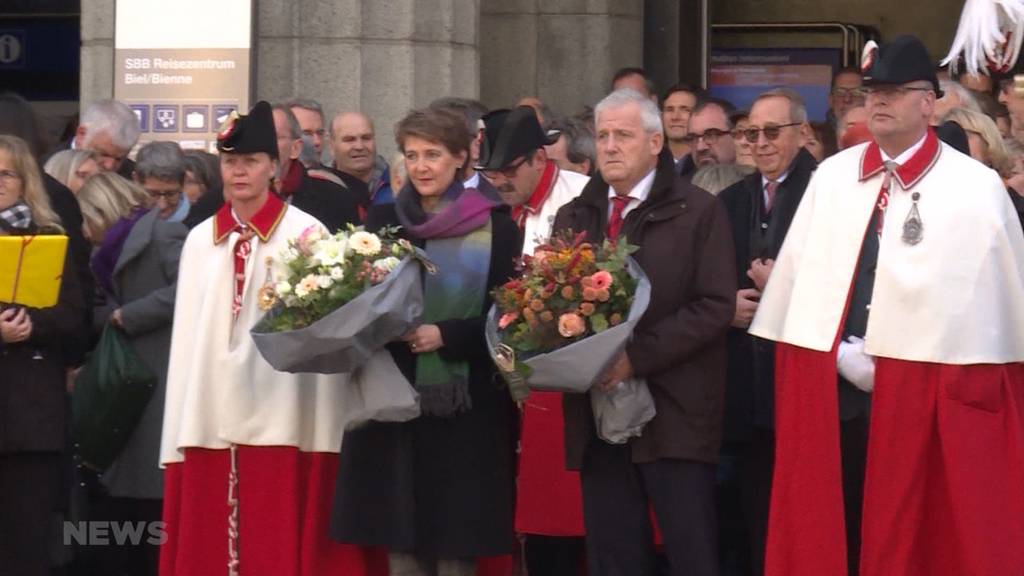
[0,235,68,308]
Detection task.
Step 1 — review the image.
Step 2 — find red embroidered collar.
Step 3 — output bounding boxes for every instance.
[859,128,941,189]
[512,161,559,227]
[213,192,287,245]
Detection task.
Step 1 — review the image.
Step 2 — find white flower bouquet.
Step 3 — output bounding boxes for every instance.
[251,224,431,374]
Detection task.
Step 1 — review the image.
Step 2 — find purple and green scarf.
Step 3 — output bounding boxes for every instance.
[396,181,498,417]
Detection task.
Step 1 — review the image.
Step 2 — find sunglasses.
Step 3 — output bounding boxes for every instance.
[681,128,729,145]
[742,123,801,144]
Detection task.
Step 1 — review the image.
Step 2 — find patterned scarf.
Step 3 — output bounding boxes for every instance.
[0,201,32,233]
[396,180,498,416]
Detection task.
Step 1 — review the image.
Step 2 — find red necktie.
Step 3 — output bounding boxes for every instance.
[764,181,779,213]
[606,196,631,241]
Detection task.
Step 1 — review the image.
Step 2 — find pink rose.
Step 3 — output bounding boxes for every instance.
[558,313,586,338]
[498,312,519,329]
[590,270,613,291]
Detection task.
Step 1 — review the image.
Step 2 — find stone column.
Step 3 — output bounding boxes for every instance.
[80,0,480,154]
[80,0,115,110]
[479,0,643,118]
[258,0,479,154]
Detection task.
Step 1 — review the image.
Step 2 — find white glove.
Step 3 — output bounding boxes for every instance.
[837,336,876,393]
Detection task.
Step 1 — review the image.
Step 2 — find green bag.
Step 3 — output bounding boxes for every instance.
[72,325,156,470]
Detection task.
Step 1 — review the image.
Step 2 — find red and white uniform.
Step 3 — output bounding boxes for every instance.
[750,131,1024,576]
[159,194,384,576]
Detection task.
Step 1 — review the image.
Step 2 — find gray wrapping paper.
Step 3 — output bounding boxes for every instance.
[339,350,420,430]
[486,257,656,442]
[251,254,425,374]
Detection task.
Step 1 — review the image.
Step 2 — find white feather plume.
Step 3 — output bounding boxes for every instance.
[943,0,1024,75]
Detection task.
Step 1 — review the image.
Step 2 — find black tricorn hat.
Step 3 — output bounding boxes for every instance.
[216,101,278,159]
[862,35,944,98]
[476,106,559,171]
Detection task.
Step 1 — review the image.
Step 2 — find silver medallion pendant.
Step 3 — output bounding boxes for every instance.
[902,191,924,245]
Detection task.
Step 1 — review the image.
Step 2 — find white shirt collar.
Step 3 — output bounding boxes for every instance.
[608,168,656,205]
[463,172,480,190]
[881,132,928,165]
[761,166,793,190]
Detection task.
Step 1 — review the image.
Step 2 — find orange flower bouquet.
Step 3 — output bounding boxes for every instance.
[486,231,651,402]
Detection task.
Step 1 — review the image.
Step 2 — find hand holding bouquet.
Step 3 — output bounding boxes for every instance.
[486,231,656,443]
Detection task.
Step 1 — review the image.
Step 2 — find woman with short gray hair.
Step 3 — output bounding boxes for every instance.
[134,141,189,222]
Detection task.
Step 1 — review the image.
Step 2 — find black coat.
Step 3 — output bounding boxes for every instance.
[553,149,737,467]
[331,203,521,557]
[182,164,362,231]
[0,247,86,452]
[718,148,822,438]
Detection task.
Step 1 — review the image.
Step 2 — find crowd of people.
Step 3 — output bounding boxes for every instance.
[1,31,1023,576]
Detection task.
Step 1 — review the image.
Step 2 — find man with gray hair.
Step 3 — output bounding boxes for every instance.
[73,99,141,177]
[285,97,327,163]
[134,141,190,221]
[545,116,595,176]
[717,86,819,576]
[552,88,736,576]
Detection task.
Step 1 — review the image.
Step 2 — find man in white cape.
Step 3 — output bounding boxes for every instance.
[749,36,1024,576]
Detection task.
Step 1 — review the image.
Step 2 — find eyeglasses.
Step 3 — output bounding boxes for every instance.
[146,188,182,200]
[0,170,22,183]
[832,87,866,100]
[482,156,528,179]
[859,85,933,98]
[742,123,802,143]
[682,128,729,145]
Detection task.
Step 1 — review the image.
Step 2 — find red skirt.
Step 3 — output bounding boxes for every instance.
[161,446,515,576]
[766,344,1024,576]
[515,391,586,536]
[160,446,386,576]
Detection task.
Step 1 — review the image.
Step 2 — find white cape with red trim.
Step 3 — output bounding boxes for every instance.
[749,141,1024,364]
[159,206,351,466]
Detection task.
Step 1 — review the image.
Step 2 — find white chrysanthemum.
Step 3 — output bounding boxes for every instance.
[372,256,401,273]
[317,275,333,289]
[280,246,300,263]
[330,266,345,281]
[350,231,383,256]
[275,281,292,296]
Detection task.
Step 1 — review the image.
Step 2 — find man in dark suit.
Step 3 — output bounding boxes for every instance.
[553,88,736,576]
[717,88,842,576]
[184,106,362,231]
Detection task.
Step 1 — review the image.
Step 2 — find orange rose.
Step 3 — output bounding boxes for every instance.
[558,313,586,338]
[581,276,594,288]
[580,302,596,316]
[596,289,610,302]
[583,287,598,301]
[561,285,575,299]
[530,298,545,312]
[609,313,623,326]
[540,311,554,323]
